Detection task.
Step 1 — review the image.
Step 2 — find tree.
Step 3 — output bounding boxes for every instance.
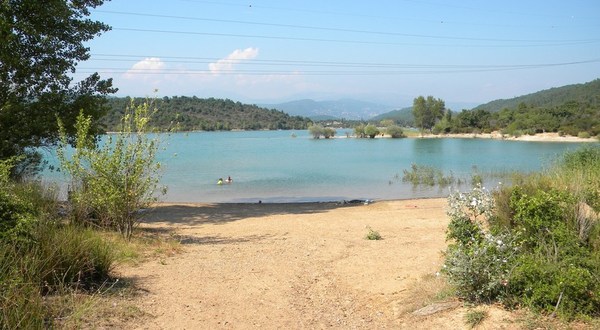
[412,96,445,132]
[309,124,324,139]
[308,124,335,139]
[0,0,116,175]
[57,101,166,240]
[354,124,366,138]
[364,124,380,138]
[386,125,406,138]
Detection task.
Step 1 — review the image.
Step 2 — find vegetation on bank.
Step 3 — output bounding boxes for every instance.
[443,145,600,320]
[0,158,115,328]
[58,101,166,240]
[327,80,600,139]
[433,100,600,138]
[0,98,170,328]
[103,96,312,132]
[308,124,336,139]
[472,79,600,113]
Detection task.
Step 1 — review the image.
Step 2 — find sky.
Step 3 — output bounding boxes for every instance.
[78,0,600,109]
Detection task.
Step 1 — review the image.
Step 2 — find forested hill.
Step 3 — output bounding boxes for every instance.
[472,79,600,112]
[102,96,313,131]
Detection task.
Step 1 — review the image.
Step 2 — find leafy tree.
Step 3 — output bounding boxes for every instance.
[0,0,116,174]
[412,96,445,132]
[354,123,366,138]
[309,124,325,139]
[364,124,380,138]
[308,124,335,139]
[58,101,165,240]
[386,125,406,138]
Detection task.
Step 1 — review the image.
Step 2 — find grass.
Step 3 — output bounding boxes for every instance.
[365,226,382,240]
[401,163,456,187]
[465,309,488,328]
[398,163,525,190]
[0,184,181,329]
[396,273,455,317]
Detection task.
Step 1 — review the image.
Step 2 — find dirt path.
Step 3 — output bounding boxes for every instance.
[114,199,516,329]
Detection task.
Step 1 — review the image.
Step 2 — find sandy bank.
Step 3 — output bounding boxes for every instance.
[416,131,598,143]
[113,198,516,329]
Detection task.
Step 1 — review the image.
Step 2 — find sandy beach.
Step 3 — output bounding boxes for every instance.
[113,198,517,329]
[417,131,598,143]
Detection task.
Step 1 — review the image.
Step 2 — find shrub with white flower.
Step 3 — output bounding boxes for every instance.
[443,231,519,302]
[447,184,494,223]
[443,184,520,302]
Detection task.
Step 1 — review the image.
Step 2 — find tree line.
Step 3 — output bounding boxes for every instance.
[412,96,599,138]
[102,96,313,132]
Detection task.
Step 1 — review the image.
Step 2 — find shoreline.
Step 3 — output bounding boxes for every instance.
[323,130,598,143]
[414,131,598,143]
[152,196,446,207]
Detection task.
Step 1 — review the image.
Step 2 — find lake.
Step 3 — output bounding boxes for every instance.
[43,130,590,203]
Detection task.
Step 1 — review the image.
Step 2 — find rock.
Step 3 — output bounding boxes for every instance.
[412,301,460,316]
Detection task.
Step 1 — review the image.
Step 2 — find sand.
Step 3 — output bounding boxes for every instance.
[114,198,518,329]
[418,131,598,142]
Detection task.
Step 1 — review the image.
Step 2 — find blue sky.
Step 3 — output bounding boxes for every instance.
[79,0,600,108]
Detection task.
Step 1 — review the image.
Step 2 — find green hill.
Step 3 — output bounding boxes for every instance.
[102,96,313,131]
[370,107,414,126]
[472,79,600,112]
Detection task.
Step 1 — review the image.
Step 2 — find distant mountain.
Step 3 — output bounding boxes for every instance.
[371,107,414,126]
[262,99,394,120]
[473,79,600,112]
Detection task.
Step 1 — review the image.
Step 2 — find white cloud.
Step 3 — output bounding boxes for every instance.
[209,47,259,75]
[124,57,165,79]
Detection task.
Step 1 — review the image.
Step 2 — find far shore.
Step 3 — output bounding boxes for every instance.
[414,131,599,143]
[322,130,599,142]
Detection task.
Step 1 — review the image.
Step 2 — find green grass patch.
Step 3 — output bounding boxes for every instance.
[365,226,382,240]
[465,309,488,328]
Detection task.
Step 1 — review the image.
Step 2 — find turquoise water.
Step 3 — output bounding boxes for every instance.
[43,130,590,203]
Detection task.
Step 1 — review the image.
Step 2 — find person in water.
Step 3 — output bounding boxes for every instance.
[217,178,223,185]
[226,176,233,183]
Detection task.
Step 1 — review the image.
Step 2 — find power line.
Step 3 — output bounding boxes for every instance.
[95,10,600,45]
[76,57,600,76]
[175,0,600,24]
[88,53,600,70]
[111,27,598,48]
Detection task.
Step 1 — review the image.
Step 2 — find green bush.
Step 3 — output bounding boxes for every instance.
[58,102,166,239]
[0,158,37,241]
[444,231,519,302]
[443,186,518,302]
[364,124,380,138]
[1,223,115,329]
[365,226,382,240]
[402,163,455,187]
[0,160,116,329]
[506,188,600,317]
[36,224,115,291]
[510,253,600,318]
[0,242,45,328]
[386,125,406,138]
[578,131,591,139]
[509,188,574,248]
[443,146,600,319]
